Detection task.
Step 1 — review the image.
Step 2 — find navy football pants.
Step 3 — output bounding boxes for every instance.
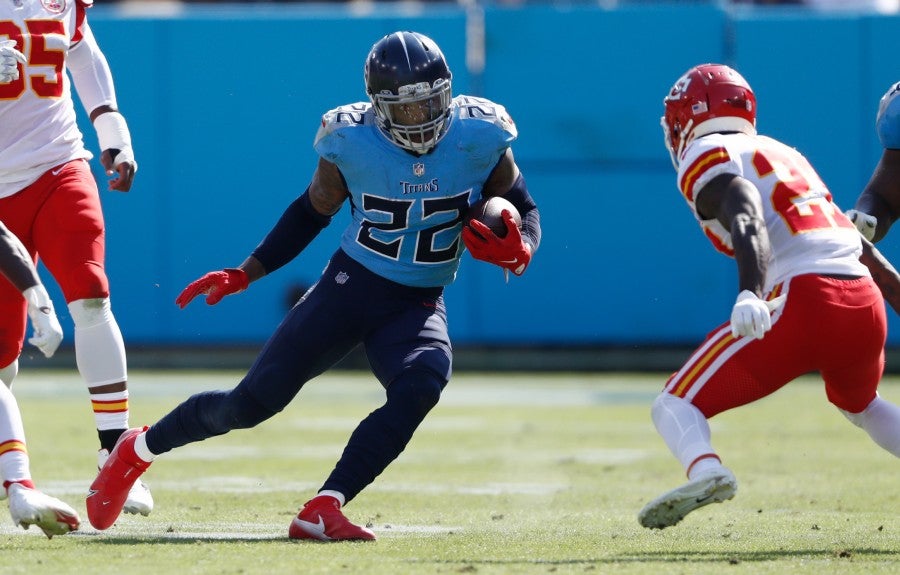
[145,249,452,503]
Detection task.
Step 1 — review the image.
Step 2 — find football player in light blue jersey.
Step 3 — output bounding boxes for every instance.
[848,81,900,242]
[87,31,542,541]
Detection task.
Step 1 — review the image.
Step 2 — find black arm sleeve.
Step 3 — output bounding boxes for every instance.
[0,222,39,293]
[504,173,542,252]
[250,188,333,275]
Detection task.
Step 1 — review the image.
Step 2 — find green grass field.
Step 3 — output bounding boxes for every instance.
[1,370,898,574]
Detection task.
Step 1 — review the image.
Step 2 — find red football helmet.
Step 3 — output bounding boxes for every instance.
[662,63,757,168]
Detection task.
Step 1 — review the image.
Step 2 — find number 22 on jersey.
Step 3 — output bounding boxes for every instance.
[752,147,854,235]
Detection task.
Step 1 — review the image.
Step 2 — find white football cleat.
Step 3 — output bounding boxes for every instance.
[638,467,737,529]
[98,448,154,516]
[7,483,80,538]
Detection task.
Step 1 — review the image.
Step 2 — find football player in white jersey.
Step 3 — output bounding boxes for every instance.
[847,81,900,242]
[639,63,900,530]
[0,0,151,516]
[0,221,80,538]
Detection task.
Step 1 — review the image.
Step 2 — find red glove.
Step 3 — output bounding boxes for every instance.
[175,268,249,308]
[462,210,532,276]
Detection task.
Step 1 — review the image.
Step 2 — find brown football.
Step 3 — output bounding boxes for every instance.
[465,196,521,239]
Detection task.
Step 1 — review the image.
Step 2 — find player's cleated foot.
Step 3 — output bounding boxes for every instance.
[638,467,737,529]
[87,426,152,530]
[7,483,81,538]
[98,448,154,517]
[288,495,376,541]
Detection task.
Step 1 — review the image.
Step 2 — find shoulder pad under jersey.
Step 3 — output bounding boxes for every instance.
[454,95,518,140]
[876,82,900,150]
[314,102,372,148]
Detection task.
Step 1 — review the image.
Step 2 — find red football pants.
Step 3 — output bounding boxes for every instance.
[664,274,886,415]
[0,159,109,367]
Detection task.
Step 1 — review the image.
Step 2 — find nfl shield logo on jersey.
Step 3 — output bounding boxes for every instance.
[41,0,65,13]
[413,163,425,177]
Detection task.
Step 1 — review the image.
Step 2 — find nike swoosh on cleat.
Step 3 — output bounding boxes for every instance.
[499,259,518,264]
[294,515,327,538]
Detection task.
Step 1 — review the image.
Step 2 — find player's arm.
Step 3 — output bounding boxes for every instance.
[0,223,63,357]
[176,158,349,308]
[483,149,542,254]
[68,20,137,192]
[696,173,783,339]
[851,149,900,242]
[463,149,542,276]
[0,222,40,293]
[697,173,769,296]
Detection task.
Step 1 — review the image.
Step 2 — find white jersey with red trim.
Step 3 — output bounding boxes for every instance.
[676,132,869,291]
[0,0,93,198]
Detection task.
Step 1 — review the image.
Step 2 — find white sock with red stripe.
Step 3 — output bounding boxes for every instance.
[70,298,130,433]
[91,390,129,431]
[651,393,725,479]
[70,298,128,388]
[0,383,31,492]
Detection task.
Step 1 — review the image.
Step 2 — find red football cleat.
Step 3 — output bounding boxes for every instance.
[86,427,152,530]
[288,495,376,541]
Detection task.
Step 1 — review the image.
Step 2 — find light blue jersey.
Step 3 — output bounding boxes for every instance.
[876,81,900,150]
[314,95,517,287]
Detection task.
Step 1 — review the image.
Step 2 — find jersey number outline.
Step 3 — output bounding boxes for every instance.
[0,20,66,101]
[752,147,853,234]
[357,192,470,264]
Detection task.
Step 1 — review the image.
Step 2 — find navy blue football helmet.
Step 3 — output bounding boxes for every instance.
[364,31,453,154]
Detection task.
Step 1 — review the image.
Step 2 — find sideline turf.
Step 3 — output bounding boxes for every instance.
[2,370,897,575]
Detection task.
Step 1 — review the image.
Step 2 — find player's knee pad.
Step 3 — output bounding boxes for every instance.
[388,367,445,418]
[0,359,18,388]
[69,297,112,328]
[650,393,685,421]
[839,398,876,429]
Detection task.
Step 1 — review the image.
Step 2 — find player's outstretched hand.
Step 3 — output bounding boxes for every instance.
[462,210,532,276]
[23,285,63,358]
[730,290,786,340]
[176,268,249,308]
[0,39,26,83]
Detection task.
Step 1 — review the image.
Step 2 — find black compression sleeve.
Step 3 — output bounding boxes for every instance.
[250,189,333,274]
[503,174,542,252]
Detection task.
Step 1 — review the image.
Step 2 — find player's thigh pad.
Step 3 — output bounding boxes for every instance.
[31,161,109,302]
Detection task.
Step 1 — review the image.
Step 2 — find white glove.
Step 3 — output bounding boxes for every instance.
[0,39,26,83]
[23,285,63,358]
[730,290,787,340]
[846,209,877,241]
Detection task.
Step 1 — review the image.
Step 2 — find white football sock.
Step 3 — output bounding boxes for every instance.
[651,393,723,479]
[69,298,128,387]
[69,298,129,430]
[318,490,346,506]
[841,395,900,457]
[0,383,31,485]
